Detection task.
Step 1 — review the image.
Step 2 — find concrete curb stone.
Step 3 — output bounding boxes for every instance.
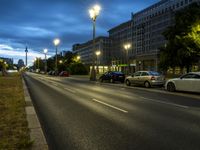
[22,79,49,150]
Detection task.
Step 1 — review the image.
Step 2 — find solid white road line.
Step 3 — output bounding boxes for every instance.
[139,96,189,109]
[64,87,76,93]
[92,98,128,113]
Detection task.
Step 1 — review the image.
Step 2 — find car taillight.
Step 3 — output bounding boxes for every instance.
[151,76,155,80]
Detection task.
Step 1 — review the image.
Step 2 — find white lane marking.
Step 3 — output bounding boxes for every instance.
[53,83,58,86]
[91,98,128,113]
[139,96,189,109]
[64,87,76,93]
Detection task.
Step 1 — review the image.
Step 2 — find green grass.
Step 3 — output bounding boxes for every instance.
[0,73,32,149]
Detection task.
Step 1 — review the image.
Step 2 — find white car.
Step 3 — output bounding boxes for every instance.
[165,72,200,93]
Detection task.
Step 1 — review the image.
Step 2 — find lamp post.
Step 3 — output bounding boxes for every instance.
[95,50,101,74]
[44,48,48,74]
[124,43,131,75]
[89,4,101,81]
[25,46,28,67]
[53,38,60,72]
[139,61,142,71]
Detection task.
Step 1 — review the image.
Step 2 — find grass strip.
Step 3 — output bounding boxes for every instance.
[0,73,32,149]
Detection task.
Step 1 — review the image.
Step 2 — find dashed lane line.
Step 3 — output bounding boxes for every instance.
[91,98,128,113]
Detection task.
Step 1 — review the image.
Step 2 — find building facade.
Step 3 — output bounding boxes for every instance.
[71,0,199,74]
[72,36,111,73]
[108,20,133,73]
[131,0,199,72]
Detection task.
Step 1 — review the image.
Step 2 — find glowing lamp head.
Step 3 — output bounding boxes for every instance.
[53,38,60,46]
[96,51,101,56]
[89,4,101,20]
[77,56,81,60]
[43,48,48,54]
[124,43,131,50]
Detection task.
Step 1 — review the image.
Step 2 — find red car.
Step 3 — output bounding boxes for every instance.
[59,71,70,77]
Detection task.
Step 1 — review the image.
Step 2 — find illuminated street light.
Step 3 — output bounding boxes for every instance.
[124,43,131,74]
[44,48,48,74]
[89,4,101,81]
[59,60,63,64]
[77,56,81,61]
[53,38,60,72]
[95,50,101,74]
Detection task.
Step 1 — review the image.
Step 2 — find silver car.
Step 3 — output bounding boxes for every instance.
[125,71,165,88]
[165,72,200,93]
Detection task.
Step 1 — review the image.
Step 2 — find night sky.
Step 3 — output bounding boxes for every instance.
[0,0,159,65]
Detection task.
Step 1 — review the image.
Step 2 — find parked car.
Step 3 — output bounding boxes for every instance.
[165,72,200,93]
[59,71,70,77]
[125,71,165,88]
[48,71,53,75]
[99,71,125,83]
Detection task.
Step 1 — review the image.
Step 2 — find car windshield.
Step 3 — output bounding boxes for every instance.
[149,71,160,76]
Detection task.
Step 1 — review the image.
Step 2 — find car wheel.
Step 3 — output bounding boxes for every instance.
[144,81,151,88]
[126,80,131,86]
[167,82,176,92]
[110,78,115,83]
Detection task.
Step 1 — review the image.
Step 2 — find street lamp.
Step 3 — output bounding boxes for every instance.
[95,50,101,74]
[59,60,63,64]
[124,43,131,74]
[44,48,48,74]
[77,56,81,61]
[53,38,60,72]
[89,4,101,81]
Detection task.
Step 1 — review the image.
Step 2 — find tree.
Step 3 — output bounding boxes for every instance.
[159,3,200,73]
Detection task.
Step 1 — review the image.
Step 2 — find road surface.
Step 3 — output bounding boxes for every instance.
[24,72,200,150]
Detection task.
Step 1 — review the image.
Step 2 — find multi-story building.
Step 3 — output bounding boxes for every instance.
[108,20,133,73]
[71,0,199,74]
[72,36,111,73]
[130,0,199,71]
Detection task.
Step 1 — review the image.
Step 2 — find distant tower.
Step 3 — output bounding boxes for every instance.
[25,46,28,66]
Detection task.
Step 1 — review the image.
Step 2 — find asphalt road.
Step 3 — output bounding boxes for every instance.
[24,72,200,150]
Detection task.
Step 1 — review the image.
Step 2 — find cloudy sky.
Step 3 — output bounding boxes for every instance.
[0,0,159,65]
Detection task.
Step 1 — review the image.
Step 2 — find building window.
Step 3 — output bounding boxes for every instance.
[176,3,179,8]
[185,0,188,4]
[181,1,183,6]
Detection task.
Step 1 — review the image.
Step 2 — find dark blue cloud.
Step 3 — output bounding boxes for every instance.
[0,0,159,62]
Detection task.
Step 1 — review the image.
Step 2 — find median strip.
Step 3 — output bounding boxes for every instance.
[92,98,128,113]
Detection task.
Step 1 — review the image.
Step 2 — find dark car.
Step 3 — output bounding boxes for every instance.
[59,71,70,77]
[99,71,125,83]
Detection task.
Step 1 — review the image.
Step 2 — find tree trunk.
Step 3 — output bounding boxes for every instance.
[186,65,190,73]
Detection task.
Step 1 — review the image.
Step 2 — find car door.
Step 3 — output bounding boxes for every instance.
[175,74,194,91]
[139,72,149,85]
[191,74,200,92]
[130,71,141,84]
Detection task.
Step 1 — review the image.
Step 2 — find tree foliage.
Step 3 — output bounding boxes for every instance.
[33,51,87,74]
[159,3,200,72]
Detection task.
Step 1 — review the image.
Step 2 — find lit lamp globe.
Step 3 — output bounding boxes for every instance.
[44,48,48,54]
[53,38,60,46]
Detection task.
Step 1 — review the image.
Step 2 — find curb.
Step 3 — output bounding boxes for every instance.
[22,79,49,150]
